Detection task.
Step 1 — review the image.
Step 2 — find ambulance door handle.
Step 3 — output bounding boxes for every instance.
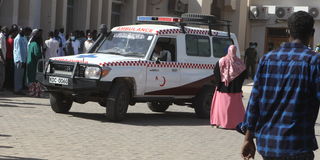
[172,69,178,72]
[149,69,159,72]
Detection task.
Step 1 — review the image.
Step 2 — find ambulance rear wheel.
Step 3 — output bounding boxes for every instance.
[147,102,170,112]
[106,82,130,122]
[193,86,214,118]
[50,93,73,113]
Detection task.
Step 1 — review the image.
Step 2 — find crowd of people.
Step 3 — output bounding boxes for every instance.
[0,25,96,96]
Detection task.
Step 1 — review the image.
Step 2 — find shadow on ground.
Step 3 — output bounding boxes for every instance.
[0,91,49,99]
[0,134,11,137]
[68,111,209,126]
[0,155,45,160]
[0,101,50,106]
[0,98,49,108]
[0,146,13,149]
[0,104,35,108]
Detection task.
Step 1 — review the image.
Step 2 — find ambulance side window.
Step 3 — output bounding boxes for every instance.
[212,37,234,58]
[185,35,211,57]
[151,37,177,62]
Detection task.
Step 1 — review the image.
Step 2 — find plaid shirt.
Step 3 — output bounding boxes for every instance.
[244,42,320,157]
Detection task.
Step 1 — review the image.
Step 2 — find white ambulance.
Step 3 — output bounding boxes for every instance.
[38,13,240,121]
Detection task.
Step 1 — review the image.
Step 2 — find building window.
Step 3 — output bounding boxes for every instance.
[111,3,121,28]
[212,37,233,58]
[185,35,211,57]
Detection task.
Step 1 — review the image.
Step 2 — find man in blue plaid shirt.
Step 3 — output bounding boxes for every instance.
[241,11,319,160]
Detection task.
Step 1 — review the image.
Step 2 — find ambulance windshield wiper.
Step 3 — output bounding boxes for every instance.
[122,52,145,57]
[104,52,122,55]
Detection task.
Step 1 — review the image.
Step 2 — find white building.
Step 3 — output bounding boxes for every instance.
[0,0,319,57]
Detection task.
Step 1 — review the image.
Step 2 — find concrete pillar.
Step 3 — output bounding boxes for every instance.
[97,0,103,30]
[50,0,57,31]
[12,0,19,24]
[188,0,202,13]
[29,0,42,28]
[62,0,67,29]
[136,0,147,16]
[132,0,138,24]
[237,0,249,56]
[106,0,112,30]
[201,0,213,14]
[85,0,91,30]
[245,0,252,51]
[188,0,212,14]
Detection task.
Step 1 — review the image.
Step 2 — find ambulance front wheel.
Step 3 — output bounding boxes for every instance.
[50,93,73,113]
[105,82,130,122]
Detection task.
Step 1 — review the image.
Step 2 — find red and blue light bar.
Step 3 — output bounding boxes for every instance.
[137,16,158,21]
[137,16,181,22]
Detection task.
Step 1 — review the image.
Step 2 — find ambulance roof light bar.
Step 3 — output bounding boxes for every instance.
[136,15,231,38]
[137,16,182,22]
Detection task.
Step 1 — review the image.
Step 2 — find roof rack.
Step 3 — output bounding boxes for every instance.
[136,13,232,38]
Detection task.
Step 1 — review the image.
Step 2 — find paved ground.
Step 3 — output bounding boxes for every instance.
[0,81,319,160]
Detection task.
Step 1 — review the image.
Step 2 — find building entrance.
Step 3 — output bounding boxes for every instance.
[265,28,289,53]
[265,27,314,53]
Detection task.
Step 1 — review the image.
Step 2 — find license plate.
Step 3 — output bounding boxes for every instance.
[49,76,68,85]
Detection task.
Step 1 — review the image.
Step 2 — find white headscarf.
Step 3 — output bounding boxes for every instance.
[28,29,39,46]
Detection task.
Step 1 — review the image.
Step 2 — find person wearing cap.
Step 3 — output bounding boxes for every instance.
[0,26,9,91]
[84,33,94,53]
[13,27,28,95]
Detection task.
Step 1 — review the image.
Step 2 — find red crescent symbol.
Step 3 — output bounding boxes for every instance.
[160,76,166,87]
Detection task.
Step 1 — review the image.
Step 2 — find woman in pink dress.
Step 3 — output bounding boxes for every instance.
[210,45,246,129]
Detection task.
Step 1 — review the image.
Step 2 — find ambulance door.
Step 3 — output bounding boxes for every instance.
[145,37,180,95]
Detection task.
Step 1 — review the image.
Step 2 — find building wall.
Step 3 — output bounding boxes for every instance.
[249,0,320,56]
[120,0,137,25]
[40,0,53,36]
[0,0,14,26]
[55,0,67,30]
[147,0,189,16]
[101,0,111,29]
[72,0,88,31]
[251,0,320,6]
[0,0,250,58]
[222,0,249,57]
[90,0,99,30]
[137,0,147,16]
[18,0,30,27]
[29,0,42,29]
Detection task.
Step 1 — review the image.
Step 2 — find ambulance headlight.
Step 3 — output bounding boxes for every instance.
[46,63,51,73]
[85,67,101,79]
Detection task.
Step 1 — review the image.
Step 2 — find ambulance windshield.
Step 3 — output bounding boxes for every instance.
[96,32,154,58]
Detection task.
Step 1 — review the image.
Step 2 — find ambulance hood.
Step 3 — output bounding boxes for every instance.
[50,53,143,65]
